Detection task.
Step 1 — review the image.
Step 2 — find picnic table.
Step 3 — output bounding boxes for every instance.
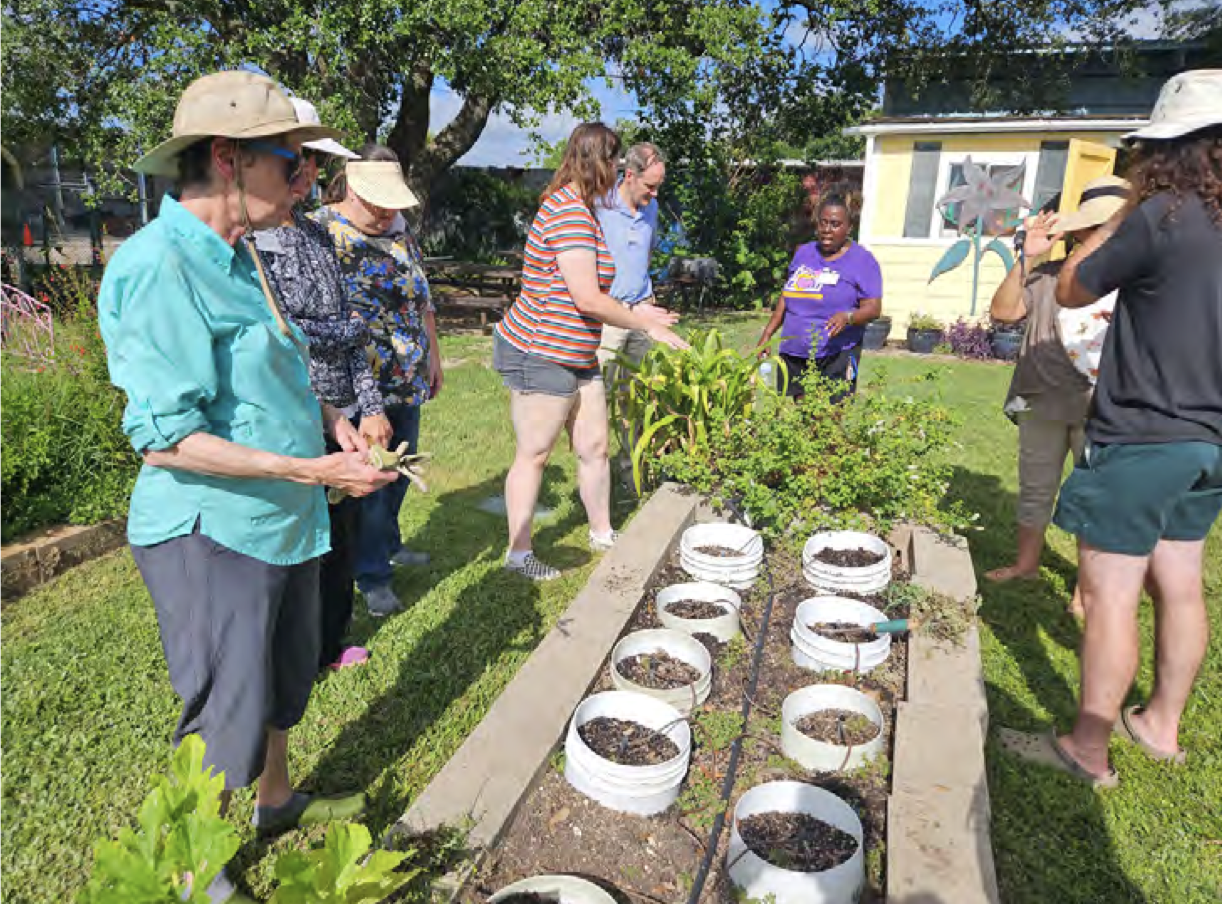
[426,260,521,328]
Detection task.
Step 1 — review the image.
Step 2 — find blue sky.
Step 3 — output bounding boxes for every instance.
[430,77,642,166]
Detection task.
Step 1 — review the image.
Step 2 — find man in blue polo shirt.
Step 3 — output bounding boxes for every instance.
[596,142,667,469]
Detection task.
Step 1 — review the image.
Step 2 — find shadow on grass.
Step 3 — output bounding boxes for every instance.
[949,466,1148,903]
[950,466,1083,723]
[230,466,587,882]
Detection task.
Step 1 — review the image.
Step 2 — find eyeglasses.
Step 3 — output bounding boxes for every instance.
[242,140,305,183]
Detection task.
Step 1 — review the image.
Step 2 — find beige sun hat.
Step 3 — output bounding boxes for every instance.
[346,160,420,209]
[1052,175,1132,234]
[134,71,342,177]
[1125,69,1222,142]
[290,97,359,159]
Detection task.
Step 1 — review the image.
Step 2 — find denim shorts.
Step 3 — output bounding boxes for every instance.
[1053,440,1222,556]
[493,333,600,397]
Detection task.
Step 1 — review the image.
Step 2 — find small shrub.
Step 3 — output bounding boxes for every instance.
[945,318,992,360]
[1,305,138,539]
[662,362,975,538]
[907,311,944,331]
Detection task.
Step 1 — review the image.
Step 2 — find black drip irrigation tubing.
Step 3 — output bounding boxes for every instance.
[683,505,778,904]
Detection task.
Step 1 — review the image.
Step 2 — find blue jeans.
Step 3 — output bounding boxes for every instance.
[354,404,422,592]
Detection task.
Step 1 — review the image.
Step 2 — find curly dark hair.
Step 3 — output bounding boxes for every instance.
[1126,125,1222,227]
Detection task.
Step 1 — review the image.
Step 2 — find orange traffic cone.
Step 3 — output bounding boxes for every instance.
[22,223,33,246]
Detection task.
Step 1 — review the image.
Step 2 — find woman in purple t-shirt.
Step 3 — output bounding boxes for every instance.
[758,193,883,399]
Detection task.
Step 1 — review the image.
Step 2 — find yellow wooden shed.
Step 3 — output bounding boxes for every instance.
[845,117,1141,328]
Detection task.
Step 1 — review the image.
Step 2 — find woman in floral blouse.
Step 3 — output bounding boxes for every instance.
[312,145,440,616]
[254,100,392,672]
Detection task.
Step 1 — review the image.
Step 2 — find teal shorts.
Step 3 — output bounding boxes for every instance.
[1053,440,1222,556]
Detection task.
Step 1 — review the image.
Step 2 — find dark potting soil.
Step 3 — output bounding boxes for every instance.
[494,895,559,903]
[738,811,859,873]
[810,620,876,643]
[795,708,881,746]
[812,546,885,568]
[474,547,908,904]
[617,650,703,689]
[666,599,729,620]
[577,716,680,765]
[695,544,743,558]
[691,631,724,656]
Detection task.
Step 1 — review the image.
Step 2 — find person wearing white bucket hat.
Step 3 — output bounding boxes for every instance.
[252,98,393,674]
[986,175,1131,593]
[311,144,437,616]
[1000,70,1222,788]
[98,71,397,902]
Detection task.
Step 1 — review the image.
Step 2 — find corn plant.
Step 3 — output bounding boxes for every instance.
[610,329,786,493]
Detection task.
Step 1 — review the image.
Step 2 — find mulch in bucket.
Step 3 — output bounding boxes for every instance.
[665,599,728,620]
[617,650,702,690]
[578,716,680,765]
[809,621,876,643]
[738,811,859,872]
[794,709,880,746]
[810,546,885,568]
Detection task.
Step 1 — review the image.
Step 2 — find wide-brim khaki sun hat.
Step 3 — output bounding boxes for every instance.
[1124,69,1222,142]
[134,71,342,177]
[1052,175,1132,234]
[346,160,420,209]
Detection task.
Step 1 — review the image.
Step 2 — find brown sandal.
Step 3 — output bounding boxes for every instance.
[1114,705,1187,765]
[998,727,1119,789]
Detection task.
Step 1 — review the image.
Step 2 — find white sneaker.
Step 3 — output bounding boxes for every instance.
[504,553,562,581]
[589,530,620,552]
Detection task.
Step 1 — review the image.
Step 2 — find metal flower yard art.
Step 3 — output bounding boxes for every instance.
[929,157,1030,315]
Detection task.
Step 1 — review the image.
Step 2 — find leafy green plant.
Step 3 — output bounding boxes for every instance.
[269,823,416,904]
[906,311,944,331]
[80,736,238,904]
[81,736,415,904]
[662,363,975,538]
[612,329,785,493]
[1,306,138,539]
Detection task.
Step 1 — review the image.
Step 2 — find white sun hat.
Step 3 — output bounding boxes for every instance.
[345,160,420,210]
[1125,69,1222,142]
[290,97,360,159]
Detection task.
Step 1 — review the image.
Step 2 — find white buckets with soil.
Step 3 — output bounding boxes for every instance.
[610,628,712,715]
[655,581,743,642]
[802,531,891,595]
[680,523,763,589]
[488,874,618,903]
[564,690,691,816]
[781,685,885,772]
[791,596,891,674]
[728,781,865,904]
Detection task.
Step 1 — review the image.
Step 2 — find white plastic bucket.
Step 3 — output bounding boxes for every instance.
[680,523,763,589]
[656,582,742,642]
[564,691,691,816]
[727,781,865,904]
[781,685,885,772]
[791,597,891,674]
[488,874,617,904]
[610,629,712,715]
[802,531,891,595]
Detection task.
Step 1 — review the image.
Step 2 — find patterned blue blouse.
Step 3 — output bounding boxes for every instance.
[310,207,434,409]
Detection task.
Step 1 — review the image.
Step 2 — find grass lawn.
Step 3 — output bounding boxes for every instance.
[3,316,1219,902]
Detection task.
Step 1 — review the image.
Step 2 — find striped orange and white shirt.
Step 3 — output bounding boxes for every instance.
[496,184,615,368]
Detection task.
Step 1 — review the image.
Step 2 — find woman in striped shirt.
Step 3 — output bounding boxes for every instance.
[493,122,688,580]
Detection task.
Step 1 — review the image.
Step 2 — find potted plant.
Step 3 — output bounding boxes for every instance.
[906,312,944,354]
[990,317,1026,361]
[862,315,892,350]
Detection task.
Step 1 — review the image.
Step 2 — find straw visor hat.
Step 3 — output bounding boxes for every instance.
[346,161,420,210]
[1053,175,1132,234]
[134,71,341,177]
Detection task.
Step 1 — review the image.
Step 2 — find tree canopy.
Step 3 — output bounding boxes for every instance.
[2,0,1171,202]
